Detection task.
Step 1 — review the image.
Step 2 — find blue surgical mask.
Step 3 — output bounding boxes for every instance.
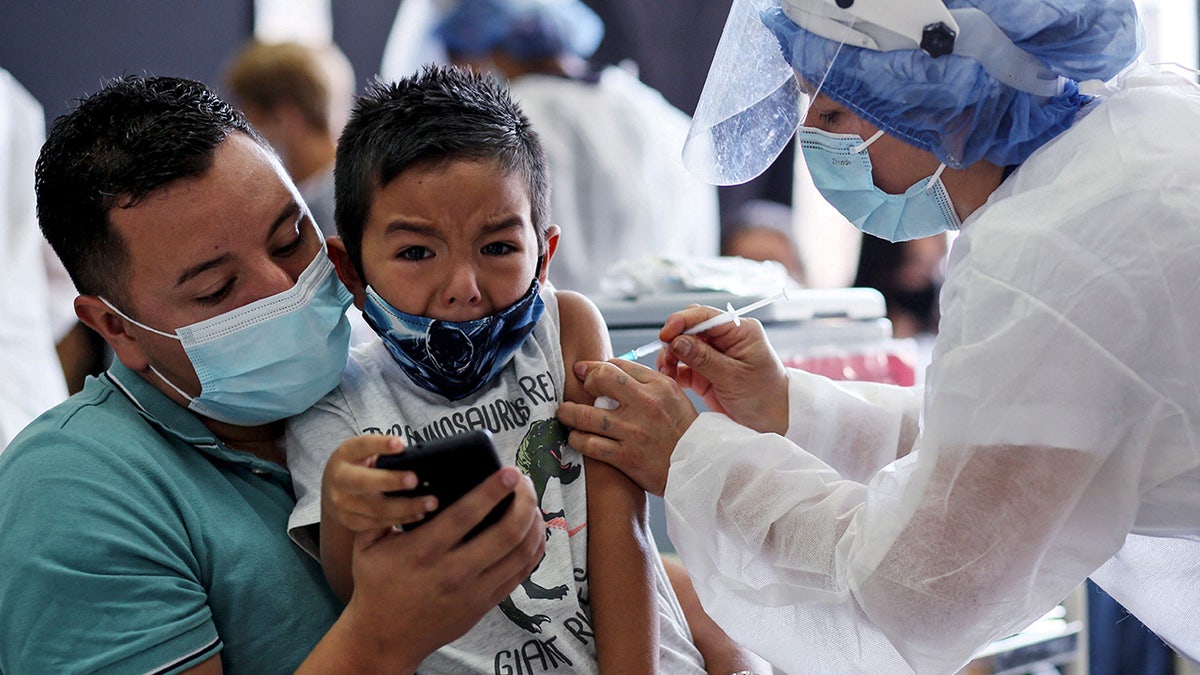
[363,280,545,401]
[800,127,960,243]
[101,238,353,426]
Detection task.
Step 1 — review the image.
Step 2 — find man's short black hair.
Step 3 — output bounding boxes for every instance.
[36,75,262,303]
[334,65,551,279]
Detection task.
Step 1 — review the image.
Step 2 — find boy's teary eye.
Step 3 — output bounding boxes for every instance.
[398,246,432,261]
[482,242,517,255]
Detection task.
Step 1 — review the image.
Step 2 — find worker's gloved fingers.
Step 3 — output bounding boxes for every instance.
[658,305,726,343]
[667,318,790,435]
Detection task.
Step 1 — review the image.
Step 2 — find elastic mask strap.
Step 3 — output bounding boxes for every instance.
[852,130,886,154]
[924,163,948,194]
[147,364,196,403]
[98,297,181,340]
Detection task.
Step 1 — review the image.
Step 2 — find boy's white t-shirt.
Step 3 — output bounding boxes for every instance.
[286,287,705,673]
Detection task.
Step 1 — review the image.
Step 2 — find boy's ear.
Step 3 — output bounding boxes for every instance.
[538,225,560,284]
[327,237,367,310]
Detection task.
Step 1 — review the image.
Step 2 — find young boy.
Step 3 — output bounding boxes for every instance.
[285,65,707,673]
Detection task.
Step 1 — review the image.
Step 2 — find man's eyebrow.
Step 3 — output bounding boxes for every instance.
[175,253,235,289]
[269,202,303,237]
[174,203,300,288]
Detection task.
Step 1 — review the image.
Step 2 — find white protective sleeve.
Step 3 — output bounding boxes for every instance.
[664,69,1200,674]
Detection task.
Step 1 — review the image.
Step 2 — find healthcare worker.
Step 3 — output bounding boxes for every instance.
[0,68,69,451]
[557,0,1200,673]
[435,0,720,296]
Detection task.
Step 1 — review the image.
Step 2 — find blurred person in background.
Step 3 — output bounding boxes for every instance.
[853,234,948,339]
[224,40,354,237]
[225,41,377,346]
[0,67,69,451]
[434,0,720,297]
[721,198,805,285]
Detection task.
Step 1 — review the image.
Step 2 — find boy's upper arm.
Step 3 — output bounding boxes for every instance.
[558,292,660,669]
[555,290,612,405]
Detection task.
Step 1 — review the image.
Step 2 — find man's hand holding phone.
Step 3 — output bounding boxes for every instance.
[375,430,514,539]
[320,430,547,664]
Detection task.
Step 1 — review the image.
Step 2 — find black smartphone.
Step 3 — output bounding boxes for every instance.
[375,429,514,540]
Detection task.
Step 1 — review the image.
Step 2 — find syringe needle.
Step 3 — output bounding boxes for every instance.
[615,288,791,361]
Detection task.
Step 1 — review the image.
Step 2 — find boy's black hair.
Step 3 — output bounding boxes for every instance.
[36,75,262,303]
[335,65,551,278]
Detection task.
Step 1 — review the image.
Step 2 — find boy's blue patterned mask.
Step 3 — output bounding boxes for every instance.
[363,280,545,401]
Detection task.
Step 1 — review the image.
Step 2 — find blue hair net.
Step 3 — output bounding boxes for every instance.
[436,0,605,61]
[773,0,1143,168]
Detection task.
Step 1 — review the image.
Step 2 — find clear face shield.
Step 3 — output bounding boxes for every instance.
[683,0,1067,186]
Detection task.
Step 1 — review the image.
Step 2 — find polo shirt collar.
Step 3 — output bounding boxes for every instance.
[103,360,291,479]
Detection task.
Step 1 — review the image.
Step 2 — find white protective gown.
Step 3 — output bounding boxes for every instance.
[507,66,720,296]
[665,63,1200,674]
[0,69,69,452]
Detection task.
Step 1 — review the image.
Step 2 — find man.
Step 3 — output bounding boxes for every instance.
[0,75,546,673]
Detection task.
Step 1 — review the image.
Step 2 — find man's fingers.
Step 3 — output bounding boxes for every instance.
[431,467,526,545]
[472,478,547,603]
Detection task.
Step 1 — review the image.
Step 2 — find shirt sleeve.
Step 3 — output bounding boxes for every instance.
[285,387,359,557]
[0,433,222,674]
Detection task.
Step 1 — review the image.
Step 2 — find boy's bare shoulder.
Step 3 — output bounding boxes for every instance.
[553,289,599,322]
[553,290,612,404]
[554,290,612,359]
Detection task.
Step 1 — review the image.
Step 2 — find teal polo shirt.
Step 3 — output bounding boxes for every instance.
[0,362,341,674]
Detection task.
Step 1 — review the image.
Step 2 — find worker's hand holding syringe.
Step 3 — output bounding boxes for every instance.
[573,291,793,475]
[615,290,792,362]
[649,296,792,436]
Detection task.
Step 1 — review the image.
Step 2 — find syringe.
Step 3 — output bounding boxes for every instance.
[616,289,792,361]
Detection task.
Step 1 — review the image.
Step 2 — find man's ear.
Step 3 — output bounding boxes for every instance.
[538,225,560,284]
[327,237,367,310]
[74,295,150,372]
